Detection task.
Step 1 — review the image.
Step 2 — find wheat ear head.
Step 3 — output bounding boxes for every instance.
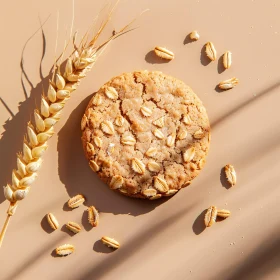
[0,9,136,247]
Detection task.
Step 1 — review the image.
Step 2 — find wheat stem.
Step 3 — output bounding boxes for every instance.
[0,209,12,248]
[0,5,137,248]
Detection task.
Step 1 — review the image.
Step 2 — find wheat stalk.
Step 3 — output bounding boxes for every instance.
[0,5,136,248]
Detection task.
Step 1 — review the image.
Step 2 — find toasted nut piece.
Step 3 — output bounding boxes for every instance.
[205,42,217,61]
[224,164,237,186]
[66,221,82,233]
[131,158,145,174]
[154,176,169,193]
[68,194,85,208]
[218,77,239,90]
[47,213,59,230]
[88,206,99,227]
[223,51,232,69]
[101,236,120,249]
[154,46,174,60]
[217,209,231,218]
[56,244,75,256]
[190,30,200,40]
[204,206,218,227]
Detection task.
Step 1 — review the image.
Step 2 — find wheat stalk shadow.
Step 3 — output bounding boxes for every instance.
[0,18,50,204]
[76,204,194,280]
[225,232,280,280]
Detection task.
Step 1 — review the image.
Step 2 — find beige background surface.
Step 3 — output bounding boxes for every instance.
[0,0,280,279]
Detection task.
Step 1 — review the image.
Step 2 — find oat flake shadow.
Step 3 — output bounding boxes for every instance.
[200,44,211,66]
[220,167,231,189]
[62,201,73,212]
[192,209,207,235]
[93,239,115,254]
[80,205,193,279]
[61,224,76,237]
[145,50,171,64]
[57,94,167,216]
[216,216,226,223]
[217,55,226,74]
[183,34,193,45]
[82,209,94,232]
[40,215,55,234]
[50,248,64,258]
[215,83,226,93]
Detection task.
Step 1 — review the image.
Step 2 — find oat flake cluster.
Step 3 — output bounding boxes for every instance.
[81,71,210,199]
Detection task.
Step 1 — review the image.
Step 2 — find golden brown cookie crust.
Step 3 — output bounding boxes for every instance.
[81,71,210,199]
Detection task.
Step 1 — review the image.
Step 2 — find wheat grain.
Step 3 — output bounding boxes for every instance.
[0,6,137,247]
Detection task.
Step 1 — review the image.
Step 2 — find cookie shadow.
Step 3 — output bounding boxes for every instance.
[93,240,115,254]
[217,55,226,74]
[192,209,207,235]
[57,95,167,217]
[200,44,211,66]
[220,167,231,189]
[145,50,171,64]
[41,215,55,234]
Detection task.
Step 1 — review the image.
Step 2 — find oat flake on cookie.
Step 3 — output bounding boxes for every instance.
[81,71,210,199]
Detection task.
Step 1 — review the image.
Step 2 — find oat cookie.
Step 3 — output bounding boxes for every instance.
[81,71,210,199]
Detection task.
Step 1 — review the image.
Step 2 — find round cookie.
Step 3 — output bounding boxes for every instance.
[81,71,210,199]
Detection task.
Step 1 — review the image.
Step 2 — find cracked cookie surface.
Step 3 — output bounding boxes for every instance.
[81,70,210,199]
